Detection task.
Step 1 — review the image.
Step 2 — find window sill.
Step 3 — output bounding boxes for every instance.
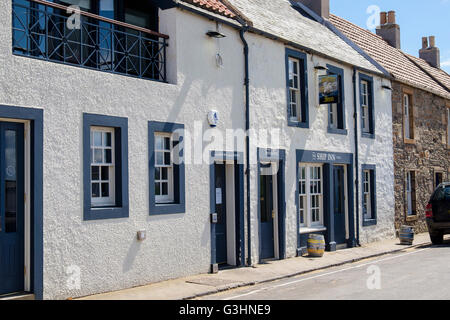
[84,206,129,221]
[300,226,327,234]
[150,202,185,215]
[404,138,415,145]
[362,219,377,227]
[288,120,309,129]
[327,127,348,136]
[406,215,418,222]
[361,132,375,140]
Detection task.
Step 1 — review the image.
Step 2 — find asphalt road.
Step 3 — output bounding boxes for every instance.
[200,241,450,300]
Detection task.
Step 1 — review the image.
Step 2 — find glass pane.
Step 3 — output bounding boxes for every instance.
[105,149,112,164]
[155,183,161,196]
[104,132,112,147]
[5,130,17,181]
[94,149,102,163]
[155,167,160,180]
[162,183,168,195]
[164,152,171,165]
[162,167,168,180]
[91,166,100,181]
[92,183,100,198]
[101,166,109,181]
[164,137,171,150]
[93,131,102,147]
[155,136,164,150]
[101,183,109,197]
[156,152,163,165]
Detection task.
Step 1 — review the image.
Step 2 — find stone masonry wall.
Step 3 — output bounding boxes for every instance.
[392,81,450,233]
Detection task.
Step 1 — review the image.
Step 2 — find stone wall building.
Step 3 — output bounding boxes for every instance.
[331,12,450,234]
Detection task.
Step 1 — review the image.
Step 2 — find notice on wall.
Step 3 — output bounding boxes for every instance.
[216,188,223,205]
[319,74,339,104]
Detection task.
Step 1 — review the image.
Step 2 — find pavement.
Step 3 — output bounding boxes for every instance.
[78,233,432,300]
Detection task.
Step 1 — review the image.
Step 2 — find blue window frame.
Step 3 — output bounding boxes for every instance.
[326,64,347,135]
[359,73,375,139]
[148,121,185,215]
[83,113,129,220]
[285,48,309,128]
[361,164,377,226]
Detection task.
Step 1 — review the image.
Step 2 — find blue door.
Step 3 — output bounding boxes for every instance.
[214,164,227,265]
[333,165,346,245]
[260,172,274,260]
[0,122,25,296]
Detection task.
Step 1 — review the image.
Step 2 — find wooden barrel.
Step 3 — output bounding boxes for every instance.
[399,225,414,245]
[307,234,325,257]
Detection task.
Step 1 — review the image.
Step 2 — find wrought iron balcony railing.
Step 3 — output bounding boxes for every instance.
[12,0,169,82]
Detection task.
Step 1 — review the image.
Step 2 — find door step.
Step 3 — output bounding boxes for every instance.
[336,243,348,250]
[0,292,35,300]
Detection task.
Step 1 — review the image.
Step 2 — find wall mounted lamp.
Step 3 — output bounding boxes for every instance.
[206,31,226,38]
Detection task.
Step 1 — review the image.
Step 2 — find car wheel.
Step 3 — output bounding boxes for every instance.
[430,232,444,245]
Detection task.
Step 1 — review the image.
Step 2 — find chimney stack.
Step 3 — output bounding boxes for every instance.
[419,36,440,68]
[295,0,330,20]
[376,11,401,49]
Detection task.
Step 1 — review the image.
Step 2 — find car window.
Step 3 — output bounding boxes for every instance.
[433,186,449,201]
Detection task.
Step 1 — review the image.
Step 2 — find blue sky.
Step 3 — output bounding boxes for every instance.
[330,0,450,74]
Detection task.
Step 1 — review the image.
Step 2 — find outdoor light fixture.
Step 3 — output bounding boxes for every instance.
[206,30,226,38]
[382,85,392,90]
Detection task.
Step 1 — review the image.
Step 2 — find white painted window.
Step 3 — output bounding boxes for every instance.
[363,170,372,219]
[91,127,115,207]
[299,164,323,228]
[155,133,174,203]
[329,103,338,129]
[361,80,370,133]
[406,171,415,216]
[288,57,302,123]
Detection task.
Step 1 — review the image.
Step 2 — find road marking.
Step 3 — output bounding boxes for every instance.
[223,248,429,300]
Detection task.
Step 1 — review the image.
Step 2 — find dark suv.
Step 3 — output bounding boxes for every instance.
[426,182,450,244]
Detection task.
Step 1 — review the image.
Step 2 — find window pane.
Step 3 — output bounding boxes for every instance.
[155,182,160,196]
[94,149,103,163]
[101,166,109,181]
[92,183,100,198]
[92,166,100,181]
[162,182,168,195]
[155,136,164,150]
[164,152,171,165]
[162,167,168,180]
[101,183,109,197]
[105,149,112,164]
[156,152,163,165]
[155,167,160,180]
[93,131,102,147]
[104,132,112,147]
[164,137,171,150]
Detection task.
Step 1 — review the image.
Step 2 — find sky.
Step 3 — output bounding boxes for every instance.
[330,0,450,74]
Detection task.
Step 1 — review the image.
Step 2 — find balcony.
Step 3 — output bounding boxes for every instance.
[12,0,169,82]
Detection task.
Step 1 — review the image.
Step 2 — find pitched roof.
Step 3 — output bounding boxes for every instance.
[181,0,237,19]
[329,14,450,99]
[222,0,380,73]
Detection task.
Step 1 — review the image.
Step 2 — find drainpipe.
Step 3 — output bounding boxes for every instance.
[353,67,360,246]
[239,26,252,266]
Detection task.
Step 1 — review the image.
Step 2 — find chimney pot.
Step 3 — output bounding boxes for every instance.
[387,11,396,24]
[380,12,387,25]
[429,36,436,48]
[422,37,428,49]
